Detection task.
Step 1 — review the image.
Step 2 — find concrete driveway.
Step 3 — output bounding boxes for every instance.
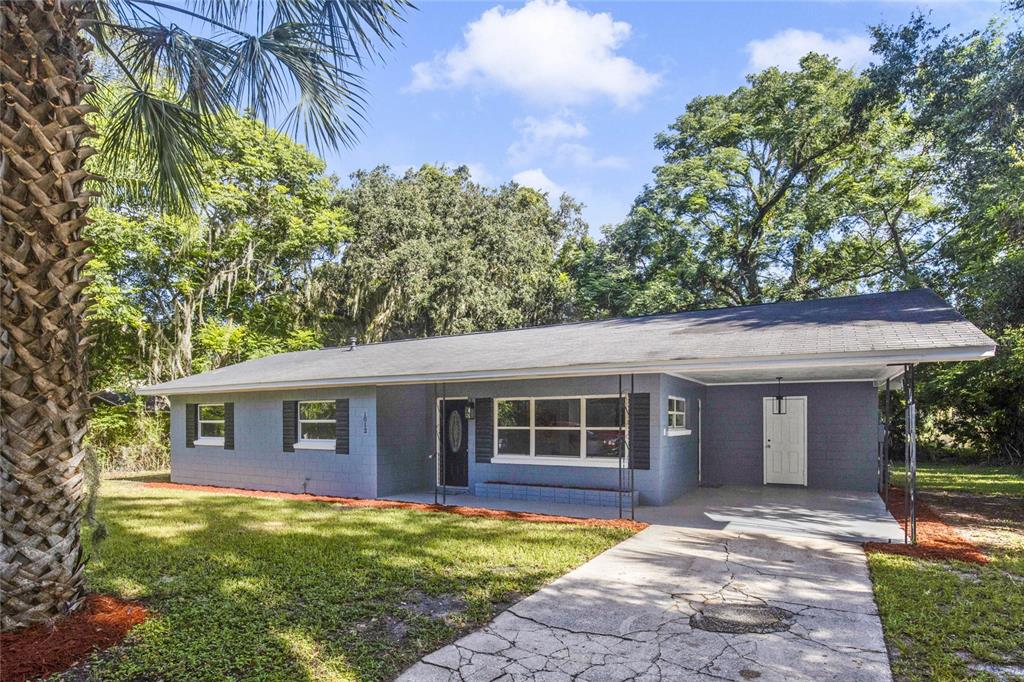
[399,491,896,681]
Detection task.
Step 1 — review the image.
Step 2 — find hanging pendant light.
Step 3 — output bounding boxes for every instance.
[772,377,788,415]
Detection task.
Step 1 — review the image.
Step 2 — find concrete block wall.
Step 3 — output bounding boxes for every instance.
[410,374,693,505]
[656,375,705,502]
[169,387,378,498]
[701,381,879,491]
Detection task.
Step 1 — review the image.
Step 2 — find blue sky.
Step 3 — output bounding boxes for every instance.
[321,1,1002,234]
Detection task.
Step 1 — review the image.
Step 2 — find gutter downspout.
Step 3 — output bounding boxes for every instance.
[697,398,703,486]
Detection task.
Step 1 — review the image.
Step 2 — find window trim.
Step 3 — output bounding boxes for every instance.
[493,395,628,466]
[296,400,337,448]
[667,395,692,436]
[196,403,225,446]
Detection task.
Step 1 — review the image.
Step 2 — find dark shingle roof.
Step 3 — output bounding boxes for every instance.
[139,288,995,395]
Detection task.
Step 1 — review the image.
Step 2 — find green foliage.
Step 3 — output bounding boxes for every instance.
[83,479,633,680]
[571,53,942,315]
[86,107,349,386]
[891,461,1024,496]
[87,403,169,472]
[87,0,411,212]
[320,164,582,342]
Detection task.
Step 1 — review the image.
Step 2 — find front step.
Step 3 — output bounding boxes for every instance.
[433,485,469,496]
[474,482,639,508]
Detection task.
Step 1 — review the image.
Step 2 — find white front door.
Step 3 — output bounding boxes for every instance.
[762,396,807,486]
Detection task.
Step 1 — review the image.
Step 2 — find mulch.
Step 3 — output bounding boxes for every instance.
[864,485,989,564]
[0,594,147,682]
[142,480,649,531]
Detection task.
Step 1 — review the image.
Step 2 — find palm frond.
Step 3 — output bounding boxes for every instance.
[270,0,413,63]
[100,88,211,212]
[260,22,367,149]
[112,24,233,114]
[88,0,413,213]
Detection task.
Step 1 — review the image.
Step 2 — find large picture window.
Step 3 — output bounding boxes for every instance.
[495,396,626,465]
[297,400,336,449]
[197,404,225,445]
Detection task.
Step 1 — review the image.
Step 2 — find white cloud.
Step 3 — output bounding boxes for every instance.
[507,114,588,165]
[507,113,627,170]
[512,168,564,197]
[408,0,659,107]
[745,29,872,72]
[463,162,496,186]
[553,143,628,170]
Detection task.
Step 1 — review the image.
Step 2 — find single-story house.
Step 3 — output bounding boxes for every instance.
[138,289,995,509]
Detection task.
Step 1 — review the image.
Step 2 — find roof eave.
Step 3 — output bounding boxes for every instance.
[135,343,996,397]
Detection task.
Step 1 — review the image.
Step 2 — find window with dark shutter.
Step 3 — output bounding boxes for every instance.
[223,402,235,450]
[629,393,651,470]
[283,400,297,452]
[335,399,349,454]
[185,403,197,448]
[475,398,493,463]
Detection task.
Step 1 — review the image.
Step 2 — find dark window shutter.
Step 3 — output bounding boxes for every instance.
[335,399,349,454]
[629,393,651,470]
[475,398,494,463]
[185,403,197,448]
[283,400,297,452]
[223,403,234,450]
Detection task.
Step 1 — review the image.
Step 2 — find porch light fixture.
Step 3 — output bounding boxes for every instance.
[772,377,788,415]
[465,399,476,421]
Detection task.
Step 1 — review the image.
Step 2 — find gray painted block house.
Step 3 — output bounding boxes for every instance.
[139,289,995,508]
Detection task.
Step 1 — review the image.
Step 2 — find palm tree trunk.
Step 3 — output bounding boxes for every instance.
[1,0,97,630]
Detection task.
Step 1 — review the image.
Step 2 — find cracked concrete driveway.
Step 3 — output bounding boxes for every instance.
[398,524,891,681]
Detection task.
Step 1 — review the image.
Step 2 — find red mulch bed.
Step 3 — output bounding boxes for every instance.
[0,594,147,682]
[865,485,988,564]
[142,481,648,531]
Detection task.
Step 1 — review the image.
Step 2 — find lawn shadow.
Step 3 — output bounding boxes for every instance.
[85,484,631,681]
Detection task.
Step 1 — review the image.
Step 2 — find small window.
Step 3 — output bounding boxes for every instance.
[668,397,687,430]
[197,404,225,445]
[297,400,336,446]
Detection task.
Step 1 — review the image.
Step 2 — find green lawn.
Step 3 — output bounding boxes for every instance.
[76,479,634,681]
[890,462,1024,496]
[870,462,1024,681]
[869,552,1024,681]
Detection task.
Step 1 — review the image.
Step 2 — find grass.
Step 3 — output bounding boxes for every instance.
[870,462,1024,681]
[890,461,1024,496]
[869,553,1024,681]
[75,478,634,681]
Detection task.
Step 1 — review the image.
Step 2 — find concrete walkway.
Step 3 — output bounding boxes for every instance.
[399,522,893,681]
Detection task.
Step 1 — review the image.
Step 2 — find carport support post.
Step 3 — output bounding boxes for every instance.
[433,384,439,506]
[617,375,624,519]
[904,364,917,544]
[883,377,892,505]
[629,373,635,521]
[441,383,447,505]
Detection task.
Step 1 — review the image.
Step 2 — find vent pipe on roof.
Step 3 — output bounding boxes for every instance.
[348,336,357,351]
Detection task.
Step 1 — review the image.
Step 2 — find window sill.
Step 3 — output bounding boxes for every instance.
[490,455,622,468]
[194,437,224,447]
[294,440,336,451]
[666,428,692,437]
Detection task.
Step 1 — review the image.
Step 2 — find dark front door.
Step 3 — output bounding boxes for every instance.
[441,399,469,487]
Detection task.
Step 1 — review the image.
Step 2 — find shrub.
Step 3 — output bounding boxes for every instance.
[88,401,169,472]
